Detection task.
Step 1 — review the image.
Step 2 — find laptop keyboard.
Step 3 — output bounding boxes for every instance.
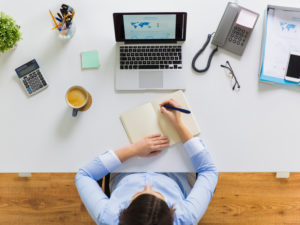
[120,45,182,70]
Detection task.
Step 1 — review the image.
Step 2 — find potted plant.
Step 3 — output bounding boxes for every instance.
[0,12,22,53]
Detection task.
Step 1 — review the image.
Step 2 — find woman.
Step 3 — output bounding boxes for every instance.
[75,99,218,225]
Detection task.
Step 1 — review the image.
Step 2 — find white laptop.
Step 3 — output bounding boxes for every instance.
[113,12,187,90]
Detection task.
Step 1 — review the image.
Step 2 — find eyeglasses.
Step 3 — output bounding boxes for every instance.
[220,61,240,91]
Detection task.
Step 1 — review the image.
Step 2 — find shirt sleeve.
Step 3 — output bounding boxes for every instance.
[179,137,218,224]
[75,150,122,224]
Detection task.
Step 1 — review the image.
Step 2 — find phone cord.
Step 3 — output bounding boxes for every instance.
[191,33,218,73]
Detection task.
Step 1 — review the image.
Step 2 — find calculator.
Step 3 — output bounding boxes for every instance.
[15,59,48,96]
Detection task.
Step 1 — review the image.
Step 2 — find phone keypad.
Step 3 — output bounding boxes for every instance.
[228,26,248,46]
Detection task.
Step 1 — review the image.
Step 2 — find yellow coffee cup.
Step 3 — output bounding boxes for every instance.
[66,86,88,117]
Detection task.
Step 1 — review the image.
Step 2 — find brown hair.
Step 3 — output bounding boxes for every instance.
[119,194,175,225]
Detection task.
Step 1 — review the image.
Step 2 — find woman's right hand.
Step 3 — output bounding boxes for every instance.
[160,99,193,143]
[160,99,183,128]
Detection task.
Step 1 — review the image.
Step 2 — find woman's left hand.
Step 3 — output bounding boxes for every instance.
[131,134,170,157]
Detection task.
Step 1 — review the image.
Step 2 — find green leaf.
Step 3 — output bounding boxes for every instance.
[0,12,22,53]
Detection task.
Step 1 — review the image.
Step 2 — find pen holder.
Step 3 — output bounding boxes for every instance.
[49,4,76,40]
[58,22,76,39]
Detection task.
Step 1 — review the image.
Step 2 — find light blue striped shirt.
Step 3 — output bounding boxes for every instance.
[75,137,218,225]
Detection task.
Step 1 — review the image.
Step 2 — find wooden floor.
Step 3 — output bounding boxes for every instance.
[0,173,300,225]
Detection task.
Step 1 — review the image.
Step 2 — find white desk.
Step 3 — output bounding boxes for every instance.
[1,0,300,172]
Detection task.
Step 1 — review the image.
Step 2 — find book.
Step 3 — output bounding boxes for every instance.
[120,90,201,145]
[81,50,99,69]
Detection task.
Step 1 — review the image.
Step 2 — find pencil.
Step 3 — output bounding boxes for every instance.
[49,10,58,28]
[52,22,62,30]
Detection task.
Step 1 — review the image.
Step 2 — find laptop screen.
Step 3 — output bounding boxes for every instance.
[113,12,187,43]
[123,14,176,40]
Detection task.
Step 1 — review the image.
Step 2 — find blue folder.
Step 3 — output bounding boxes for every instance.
[259,5,300,85]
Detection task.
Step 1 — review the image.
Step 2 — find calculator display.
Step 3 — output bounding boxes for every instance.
[15,59,39,78]
[19,64,37,76]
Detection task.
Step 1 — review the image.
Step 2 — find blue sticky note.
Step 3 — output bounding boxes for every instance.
[81,51,99,69]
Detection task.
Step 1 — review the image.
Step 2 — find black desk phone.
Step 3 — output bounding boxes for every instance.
[192,2,259,73]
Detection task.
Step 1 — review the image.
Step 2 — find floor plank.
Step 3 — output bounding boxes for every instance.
[0,173,300,225]
[199,173,300,225]
[0,173,94,225]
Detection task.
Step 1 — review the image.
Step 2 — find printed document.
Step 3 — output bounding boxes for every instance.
[262,8,300,79]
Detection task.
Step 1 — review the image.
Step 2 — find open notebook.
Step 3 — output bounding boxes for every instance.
[120,90,200,145]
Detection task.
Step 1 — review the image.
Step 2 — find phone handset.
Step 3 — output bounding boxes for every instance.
[192,2,259,73]
[212,3,240,47]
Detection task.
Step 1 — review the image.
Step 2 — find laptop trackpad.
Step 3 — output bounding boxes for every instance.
[139,71,163,89]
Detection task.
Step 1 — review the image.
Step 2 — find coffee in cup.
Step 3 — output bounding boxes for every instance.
[66,86,88,117]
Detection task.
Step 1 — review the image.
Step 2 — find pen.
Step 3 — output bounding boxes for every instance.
[163,105,191,114]
[57,13,62,20]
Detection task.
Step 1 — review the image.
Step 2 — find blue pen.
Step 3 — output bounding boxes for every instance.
[163,105,191,114]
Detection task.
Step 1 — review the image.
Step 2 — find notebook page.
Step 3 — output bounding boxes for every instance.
[120,103,163,144]
[151,90,201,145]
